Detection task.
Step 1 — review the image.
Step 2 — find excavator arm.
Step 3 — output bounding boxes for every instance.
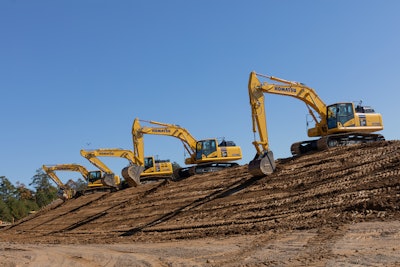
[247,72,276,177]
[249,72,328,137]
[80,149,139,187]
[80,149,125,188]
[42,164,89,200]
[42,165,67,189]
[133,118,197,162]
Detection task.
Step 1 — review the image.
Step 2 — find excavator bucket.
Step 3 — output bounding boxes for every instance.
[57,189,68,201]
[102,173,117,188]
[121,164,143,187]
[248,150,276,177]
[57,188,75,201]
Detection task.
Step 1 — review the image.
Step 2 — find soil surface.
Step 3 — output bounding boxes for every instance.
[1,141,400,266]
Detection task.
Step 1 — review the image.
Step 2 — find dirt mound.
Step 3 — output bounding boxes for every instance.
[1,141,399,245]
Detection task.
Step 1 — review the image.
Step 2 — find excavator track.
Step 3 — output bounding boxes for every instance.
[194,162,239,174]
[291,132,385,156]
[175,162,240,180]
[80,187,116,196]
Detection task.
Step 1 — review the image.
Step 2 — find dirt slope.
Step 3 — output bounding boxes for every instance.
[1,140,399,245]
[1,141,399,265]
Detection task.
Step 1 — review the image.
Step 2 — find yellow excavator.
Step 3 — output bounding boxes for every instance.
[42,164,81,200]
[42,163,119,198]
[80,150,123,190]
[79,148,173,188]
[124,118,242,181]
[247,71,384,176]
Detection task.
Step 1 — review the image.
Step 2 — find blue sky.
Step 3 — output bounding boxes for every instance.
[1,0,399,188]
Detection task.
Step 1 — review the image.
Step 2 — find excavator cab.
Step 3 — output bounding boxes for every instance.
[139,156,174,180]
[87,170,102,184]
[144,156,154,170]
[86,170,120,190]
[326,102,383,133]
[195,139,217,160]
[327,103,355,129]
[194,139,242,162]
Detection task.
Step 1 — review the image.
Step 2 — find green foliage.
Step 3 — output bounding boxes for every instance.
[30,169,53,191]
[7,197,27,220]
[0,169,59,222]
[0,198,12,222]
[34,188,58,208]
[0,176,17,202]
[30,169,58,208]
[0,176,31,221]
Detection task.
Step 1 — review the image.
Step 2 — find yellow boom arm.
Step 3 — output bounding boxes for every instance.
[249,72,329,139]
[133,118,197,161]
[80,148,139,187]
[80,149,116,175]
[42,164,88,200]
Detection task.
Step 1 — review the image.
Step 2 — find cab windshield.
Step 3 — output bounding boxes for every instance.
[144,157,154,170]
[196,139,217,160]
[327,103,354,129]
[88,171,101,183]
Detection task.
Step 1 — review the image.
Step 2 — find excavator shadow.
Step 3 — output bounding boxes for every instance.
[120,174,265,237]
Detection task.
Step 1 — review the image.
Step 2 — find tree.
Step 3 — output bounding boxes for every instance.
[15,182,39,214]
[30,169,54,191]
[30,169,58,208]
[15,182,34,201]
[0,176,30,221]
[7,197,27,221]
[0,198,12,222]
[0,176,16,202]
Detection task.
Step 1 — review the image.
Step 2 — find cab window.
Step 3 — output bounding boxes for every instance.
[337,103,354,125]
[144,157,153,170]
[88,171,101,183]
[196,140,217,159]
[327,103,354,129]
[327,105,337,129]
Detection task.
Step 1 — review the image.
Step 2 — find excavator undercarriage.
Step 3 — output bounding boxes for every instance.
[290,132,385,156]
[176,162,240,179]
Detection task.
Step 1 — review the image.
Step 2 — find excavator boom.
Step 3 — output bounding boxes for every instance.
[81,148,145,187]
[133,119,197,158]
[248,72,276,177]
[80,149,124,188]
[249,71,329,137]
[42,164,89,200]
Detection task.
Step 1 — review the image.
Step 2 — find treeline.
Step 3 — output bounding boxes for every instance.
[0,169,85,223]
